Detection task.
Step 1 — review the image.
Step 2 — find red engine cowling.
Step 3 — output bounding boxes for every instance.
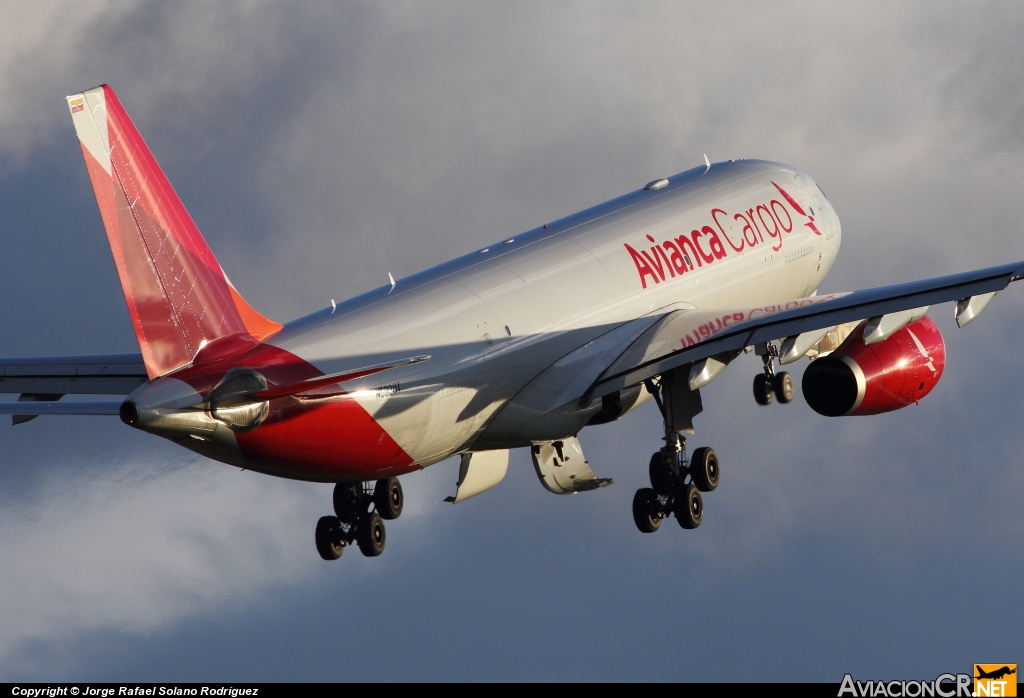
[801,316,945,416]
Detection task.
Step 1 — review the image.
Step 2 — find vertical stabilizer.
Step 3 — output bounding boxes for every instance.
[67,85,281,378]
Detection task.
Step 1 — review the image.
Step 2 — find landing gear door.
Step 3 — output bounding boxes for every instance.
[531,436,613,495]
[445,449,509,504]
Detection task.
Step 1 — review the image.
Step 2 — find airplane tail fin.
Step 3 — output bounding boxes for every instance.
[66,85,281,379]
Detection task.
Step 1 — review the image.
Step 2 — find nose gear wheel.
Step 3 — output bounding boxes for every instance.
[753,342,794,406]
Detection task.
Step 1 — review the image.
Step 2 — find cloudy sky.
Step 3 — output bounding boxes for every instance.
[1,1,1021,682]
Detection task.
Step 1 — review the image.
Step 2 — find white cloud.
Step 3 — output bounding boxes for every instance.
[0,430,463,678]
[0,456,309,673]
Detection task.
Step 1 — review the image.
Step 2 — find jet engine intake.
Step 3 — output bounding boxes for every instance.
[802,316,945,416]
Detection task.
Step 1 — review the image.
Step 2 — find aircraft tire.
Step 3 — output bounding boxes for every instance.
[333,481,364,522]
[689,447,719,492]
[373,477,404,520]
[648,452,673,495]
[357,512,386,557]
[315,516,345,561]
[632,488,661,533]
[774,371,795,403]
[676,483,703,530]
[753,375,774,405]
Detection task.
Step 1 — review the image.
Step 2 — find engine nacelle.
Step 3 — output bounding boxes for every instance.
[802,316,945,416]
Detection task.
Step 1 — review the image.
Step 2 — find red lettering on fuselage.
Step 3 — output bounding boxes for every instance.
[625,179,821,289]
[772,180,821,237]
[676,295,838,348]
[679,312,747,347]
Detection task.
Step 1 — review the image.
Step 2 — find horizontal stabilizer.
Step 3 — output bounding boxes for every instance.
[251,355,430,400]
[205,355,431,406]
[0,353,147,395]
[0,400,123,417]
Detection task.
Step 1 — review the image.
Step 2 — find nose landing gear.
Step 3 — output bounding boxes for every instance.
[314,476,404,561]
[753,342,793,406]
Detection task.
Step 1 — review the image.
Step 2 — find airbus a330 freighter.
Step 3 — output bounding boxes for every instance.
[3,86,1022,560]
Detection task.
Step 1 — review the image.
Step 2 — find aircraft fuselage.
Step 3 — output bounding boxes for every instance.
[126,159,839,482]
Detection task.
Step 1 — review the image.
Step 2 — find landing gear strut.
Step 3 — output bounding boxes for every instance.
[314,476,404,560]
[633,373,718,534]
[753,342,793,406]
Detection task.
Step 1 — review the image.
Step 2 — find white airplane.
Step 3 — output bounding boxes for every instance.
[2,85,1022,560]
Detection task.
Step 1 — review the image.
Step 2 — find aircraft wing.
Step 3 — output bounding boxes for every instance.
[586,260,1024,400]
[0,353,147,423]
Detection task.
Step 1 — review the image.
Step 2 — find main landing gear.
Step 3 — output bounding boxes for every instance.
[634,373,720,534]
[753,342,794,406]
[315,476,404,561]
[632,438,719,533]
